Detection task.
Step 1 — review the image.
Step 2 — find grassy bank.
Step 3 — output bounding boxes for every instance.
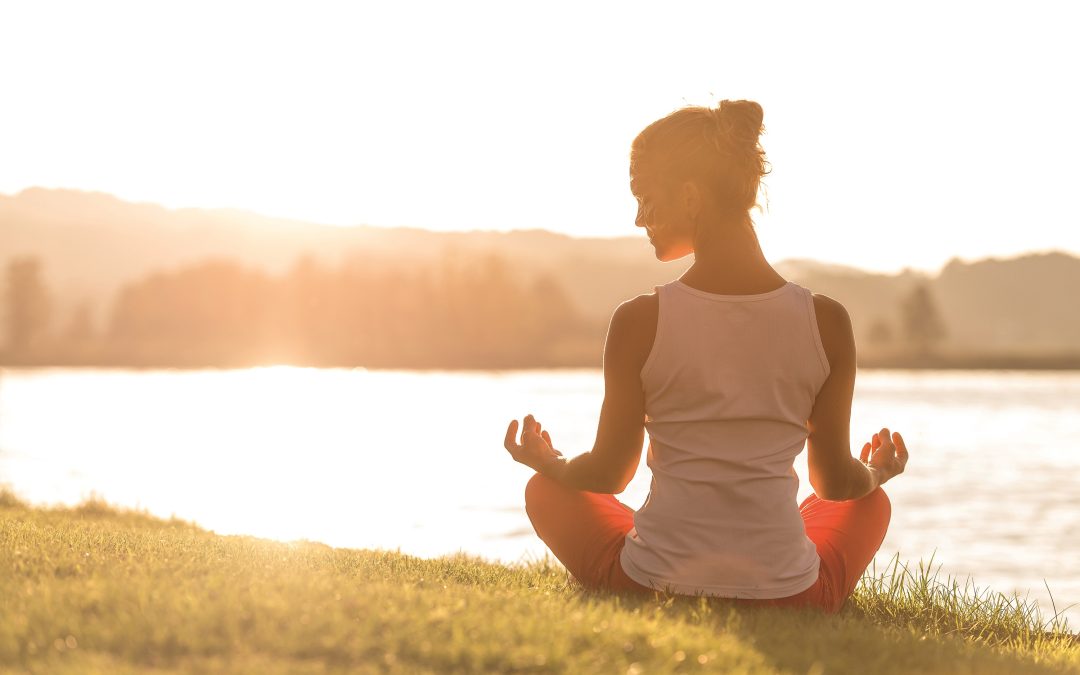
[1,489,1077,674]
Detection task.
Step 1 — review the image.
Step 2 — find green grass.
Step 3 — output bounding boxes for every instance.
[1,486,1077,674]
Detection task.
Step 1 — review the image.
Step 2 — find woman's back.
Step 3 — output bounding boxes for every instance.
[619,278,828,598]
[507,98,906,613]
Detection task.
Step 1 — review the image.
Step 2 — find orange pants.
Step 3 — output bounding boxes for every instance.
[524,473,891,613]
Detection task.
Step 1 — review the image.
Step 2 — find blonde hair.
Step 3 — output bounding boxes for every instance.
[630,99,769,228]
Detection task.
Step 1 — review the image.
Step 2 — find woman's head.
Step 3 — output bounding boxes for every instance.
[630,99,769,261]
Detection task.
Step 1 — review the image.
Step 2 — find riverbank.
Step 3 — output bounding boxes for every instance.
[857,352,1080,370]
[4,351,1080,371]
[1,490,1077,674]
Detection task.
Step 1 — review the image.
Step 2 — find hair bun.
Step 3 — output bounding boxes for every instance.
[718,99,764,144]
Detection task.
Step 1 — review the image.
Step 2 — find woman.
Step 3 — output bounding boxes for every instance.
[502,99,908,613]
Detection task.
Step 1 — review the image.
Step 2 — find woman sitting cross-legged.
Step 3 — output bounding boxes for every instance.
[502,99,909,613]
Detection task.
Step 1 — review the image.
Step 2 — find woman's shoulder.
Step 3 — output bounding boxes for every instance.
[810,293,852,333]
[612,291,659,332]
[606,292,660,368]
[810,292,855,370]
[811,292,849,320]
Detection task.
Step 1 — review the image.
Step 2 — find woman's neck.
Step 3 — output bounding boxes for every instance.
[679,221,786,295]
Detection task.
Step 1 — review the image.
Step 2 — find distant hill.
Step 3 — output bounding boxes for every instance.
[0,188,687,323]
[788,251,1080,356]
[935,252,1080,352]
[2,187,1079,363]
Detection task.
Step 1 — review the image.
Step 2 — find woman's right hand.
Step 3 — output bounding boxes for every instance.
[859,428,909,485]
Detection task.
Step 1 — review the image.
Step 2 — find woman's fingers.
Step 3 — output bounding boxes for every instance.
[893,432,909,470]
[860,442,871,463]
[521,414,547,441]
[541,430,562,455]
[504,420,521,460]
[893,431,908,456]
[877,428,894,454]
[872,433,881,451]
[506,415,563,466]
[521,414,535,445]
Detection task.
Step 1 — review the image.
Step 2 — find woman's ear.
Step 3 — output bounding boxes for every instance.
[680,180,702,221]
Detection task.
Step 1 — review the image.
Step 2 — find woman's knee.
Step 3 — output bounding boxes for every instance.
[524,472,558,519]
[858,487,892,548]
[865,486,892,521]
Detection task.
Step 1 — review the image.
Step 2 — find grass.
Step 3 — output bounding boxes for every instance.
[1,486,1077,674]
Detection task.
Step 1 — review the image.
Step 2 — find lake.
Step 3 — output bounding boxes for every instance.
[1,367,1078,628]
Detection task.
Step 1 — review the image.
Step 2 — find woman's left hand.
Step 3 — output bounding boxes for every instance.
[504,414,563,474]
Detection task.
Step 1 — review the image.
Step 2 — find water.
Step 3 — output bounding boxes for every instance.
[1,367,1078,628]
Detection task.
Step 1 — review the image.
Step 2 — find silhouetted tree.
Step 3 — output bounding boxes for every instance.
[900,282,947,355]
[64,304,95,342]
[101,251,595,368]
[109,260,274,365]
[866,317,894,347]
[61,301,98,360]
[4,256,52,357]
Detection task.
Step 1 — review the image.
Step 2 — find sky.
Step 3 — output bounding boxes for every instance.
[1,1,1078,273]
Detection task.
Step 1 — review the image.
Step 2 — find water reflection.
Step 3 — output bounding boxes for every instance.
[1,366,1078,624]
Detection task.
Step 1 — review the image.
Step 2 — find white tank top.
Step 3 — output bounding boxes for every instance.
[619,278,829,598]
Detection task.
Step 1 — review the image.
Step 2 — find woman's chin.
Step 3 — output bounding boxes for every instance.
[654,247,678,263]
[648,233,690,262]
[652,242,692,263]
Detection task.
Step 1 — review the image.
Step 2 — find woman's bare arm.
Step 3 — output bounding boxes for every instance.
[507,290,907,497]
[504,294,655,493]
[807,294,908,500]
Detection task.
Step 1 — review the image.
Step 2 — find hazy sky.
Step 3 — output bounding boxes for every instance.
[2,1,1077,273]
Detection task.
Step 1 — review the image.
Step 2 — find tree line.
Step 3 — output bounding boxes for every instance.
[2,252,956,368]
[1,253,603,368]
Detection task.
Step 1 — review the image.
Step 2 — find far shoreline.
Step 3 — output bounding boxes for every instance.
[3,353,1080,373]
